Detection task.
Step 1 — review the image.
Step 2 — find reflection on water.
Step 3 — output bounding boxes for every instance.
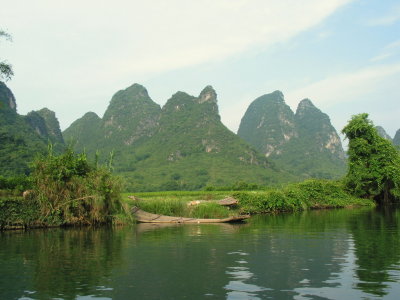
[1,207,400,299]
[225,250,270,299]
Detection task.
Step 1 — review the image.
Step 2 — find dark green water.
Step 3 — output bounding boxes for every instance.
[1,207,400,300]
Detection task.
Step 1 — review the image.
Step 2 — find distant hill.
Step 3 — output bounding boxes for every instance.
[394,129,400,146]
[64,84,294,191]
[25,108,65,152]
[63,83,161,159]
[376,126,392,141]
[0,82,65,176]
[238,91,346,179]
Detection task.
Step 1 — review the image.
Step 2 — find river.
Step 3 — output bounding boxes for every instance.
[1,207,399,299]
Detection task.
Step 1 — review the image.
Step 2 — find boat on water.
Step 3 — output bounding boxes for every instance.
[132,207,250,223]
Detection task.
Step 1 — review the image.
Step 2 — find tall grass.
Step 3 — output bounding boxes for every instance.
[130,198,234,219]
[30,146,126,226]
[234,179,375,214]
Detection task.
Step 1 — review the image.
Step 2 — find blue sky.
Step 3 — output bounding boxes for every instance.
[1,0,400,139]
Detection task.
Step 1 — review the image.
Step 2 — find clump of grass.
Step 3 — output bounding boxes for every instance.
[30,146,125,226]
[133,198,187,217]
[124,190,231,202]
[188,202,233,219]
[131,197,236,219]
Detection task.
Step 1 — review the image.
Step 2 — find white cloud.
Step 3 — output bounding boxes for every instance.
[285,63,400,139]
[1,0,353,129]
[286,63,400,107]
[370,40,400,62]
[3,0,352,82]
[368,5,400,26]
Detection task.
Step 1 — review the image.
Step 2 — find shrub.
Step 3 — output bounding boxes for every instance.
[31,147,124,226]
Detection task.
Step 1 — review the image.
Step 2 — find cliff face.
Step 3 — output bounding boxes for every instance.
[376,126,393,141]
[25,108,64,149]
[394,129,400,146]
[102,83,161,145]
[295,99,345,160]
[0,81,16,112]
[0,82,48,175]
[238,92,346,179]
[238,91,297,157]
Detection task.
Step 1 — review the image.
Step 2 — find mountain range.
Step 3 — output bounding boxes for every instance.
[64,84,292,191]
[2,80,397,191]
[237,91,346,179]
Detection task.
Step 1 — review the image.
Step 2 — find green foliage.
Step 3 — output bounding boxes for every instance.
[0,197,40,230]
[204,181,262,191]
[30,147,124,226]
[342,113,400,204]
[0,175,32,193]
[0,82,54,176]
[234,179,374,214]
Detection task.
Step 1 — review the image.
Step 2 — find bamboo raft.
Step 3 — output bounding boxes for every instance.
[132,207,250,223]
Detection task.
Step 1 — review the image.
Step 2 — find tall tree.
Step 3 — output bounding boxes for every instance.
[342,113,400,204]
[0,29,13,81]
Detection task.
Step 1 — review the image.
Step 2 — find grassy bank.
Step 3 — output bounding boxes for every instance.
[123,179,375,219]
[2,179,375,229]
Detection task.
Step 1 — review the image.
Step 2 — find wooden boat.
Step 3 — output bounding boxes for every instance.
[132,207,250,223]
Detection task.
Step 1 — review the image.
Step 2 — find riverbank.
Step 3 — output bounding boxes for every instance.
[1,179,375,230]
[124,179,375,219]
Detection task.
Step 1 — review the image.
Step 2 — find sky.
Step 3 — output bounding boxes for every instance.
[1,0,400,139]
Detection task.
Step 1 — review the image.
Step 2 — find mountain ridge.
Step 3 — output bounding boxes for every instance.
[238,91,346,179]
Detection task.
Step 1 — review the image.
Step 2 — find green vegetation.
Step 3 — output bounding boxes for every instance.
[0,82,48,176]
[125,179,374,219]
[125,190,234,218]
[25,108,65,152]
[0,82,66,176]
[0,197,39,230]
[235,179,374,214]
[342,113,400,204]
[0,147,130,229]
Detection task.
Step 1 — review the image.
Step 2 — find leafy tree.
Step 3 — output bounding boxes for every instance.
[0,29,13,81]
[342,113,400,204]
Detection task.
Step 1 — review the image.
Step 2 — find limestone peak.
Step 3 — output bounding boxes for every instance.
[198,85,217,103]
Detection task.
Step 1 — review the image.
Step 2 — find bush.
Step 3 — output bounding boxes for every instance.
[31,147,124,226]
[0,197,40,230]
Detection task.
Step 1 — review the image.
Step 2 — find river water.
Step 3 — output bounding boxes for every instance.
[1,207,400,299]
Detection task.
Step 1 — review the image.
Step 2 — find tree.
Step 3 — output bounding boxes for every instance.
[342,113,400,204]
[0,29,13,81]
